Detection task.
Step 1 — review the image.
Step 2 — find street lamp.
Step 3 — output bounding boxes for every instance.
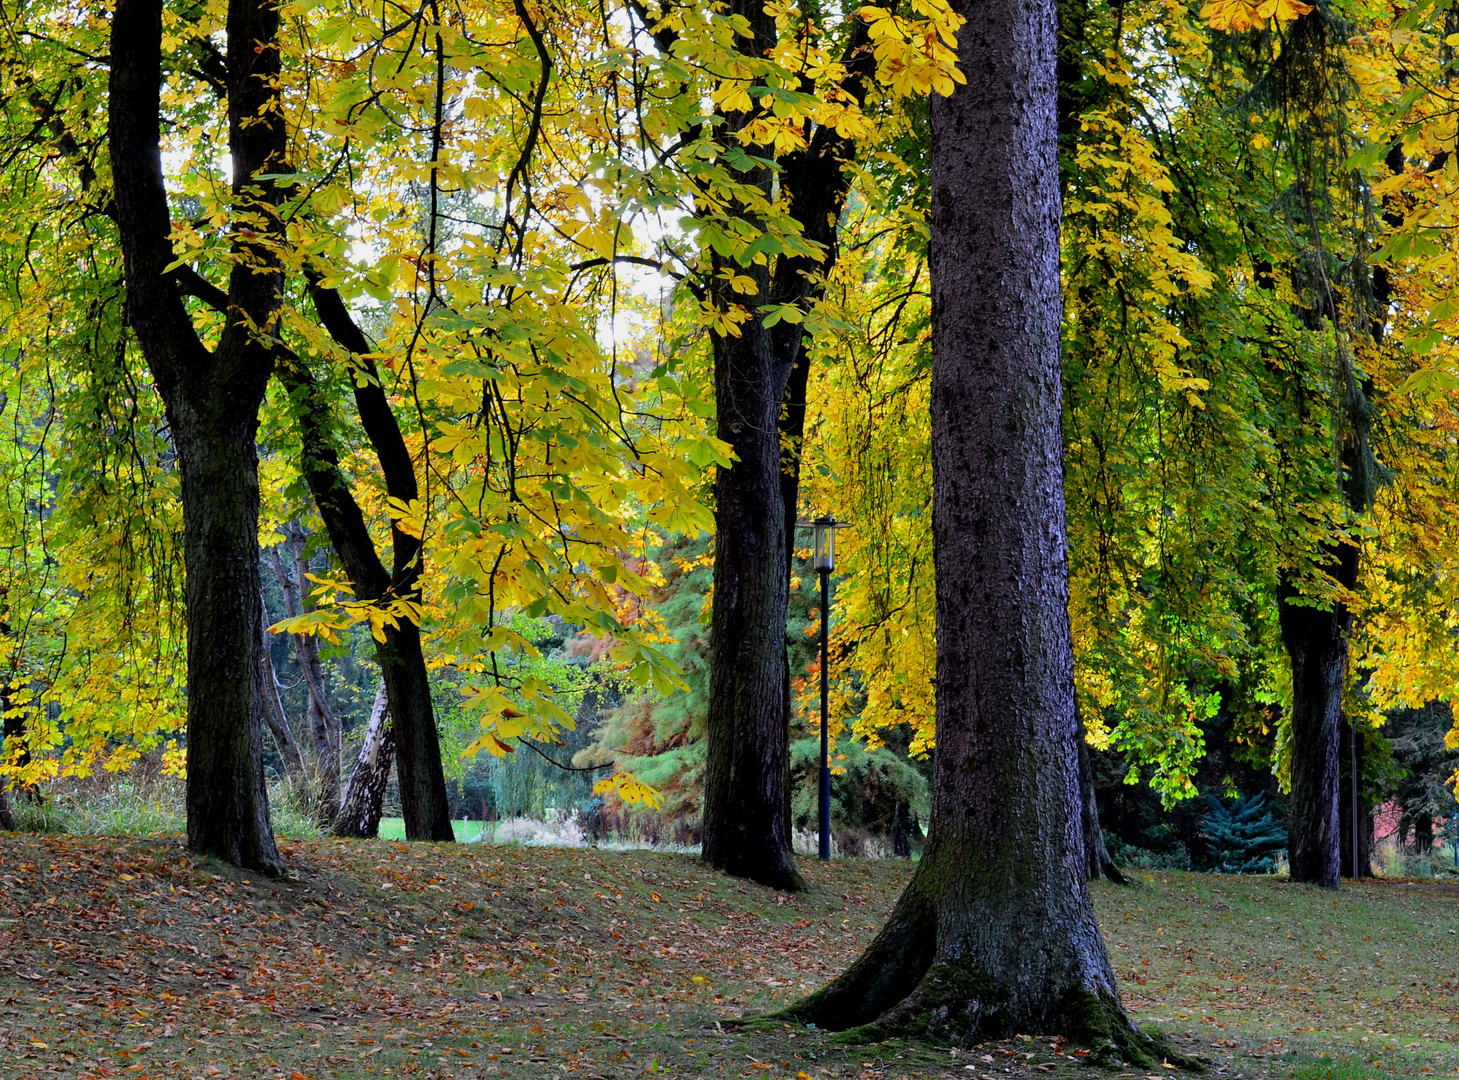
[796,515,849,861]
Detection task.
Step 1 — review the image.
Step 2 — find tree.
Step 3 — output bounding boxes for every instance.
[109,0,284,874]
[781,0,1152,1053]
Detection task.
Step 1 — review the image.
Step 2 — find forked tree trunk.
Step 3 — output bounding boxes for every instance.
[335,682,395,839]
[110,0,284,875]
[1277,543,1357,888]
[782,0,1152,1056]
[697,0,804,895]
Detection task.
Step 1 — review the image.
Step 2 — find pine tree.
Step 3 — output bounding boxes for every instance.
[1200,794,1288,874]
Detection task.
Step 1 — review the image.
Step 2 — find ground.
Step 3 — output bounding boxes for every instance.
[0,834,1455,1080]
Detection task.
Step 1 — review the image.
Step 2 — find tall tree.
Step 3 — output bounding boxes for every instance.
[782,0,1152,1053]
[109,0,283,874]
[274,301,455,842]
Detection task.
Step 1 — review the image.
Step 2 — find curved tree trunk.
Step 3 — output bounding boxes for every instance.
[1277,543,1356,888]
[109,0,284,875]
[781,0,1151,1056]
[335,682,395,839]
[278,290,454,843]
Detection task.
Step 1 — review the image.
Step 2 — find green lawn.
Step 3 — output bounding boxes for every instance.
[2,832,1456,1079]
[375,818,492,843]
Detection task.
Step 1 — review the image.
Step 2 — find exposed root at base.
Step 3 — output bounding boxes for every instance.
[761,962,1201,1071]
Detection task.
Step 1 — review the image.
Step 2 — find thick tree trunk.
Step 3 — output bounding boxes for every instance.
[0,787,13,831]
[109,0,285,875]
[782,0,1151,1056]
[258,624,307,789]
[1338,718,1372,879]
[335,682,395,839]
[1277,543,1356,888]
[175,412,282,872]
[702,321,804,891]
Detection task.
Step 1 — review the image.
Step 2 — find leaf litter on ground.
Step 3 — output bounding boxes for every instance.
[0,834,1455,1079]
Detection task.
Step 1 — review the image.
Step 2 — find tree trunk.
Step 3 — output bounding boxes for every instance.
[266,527,342,816]
[175,413,280,872]
[335,682,395,839]
[1078,720,1126,883]
[275,315,453,842]
[258,621,307,789]
[1416,814,1434,856]
[701,320,803,890]
[781,0,1152,1056]
[110,0,284,876]
[1338,718,1372,879]
[0,787,13,831]
[1277,543,1356,888]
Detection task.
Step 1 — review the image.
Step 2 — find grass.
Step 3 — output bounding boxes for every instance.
[376,818,493,843]
[1,834,1456,1080]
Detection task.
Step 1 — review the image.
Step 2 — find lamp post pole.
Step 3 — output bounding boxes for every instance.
[818,561,831,861]
[797,515,846,862]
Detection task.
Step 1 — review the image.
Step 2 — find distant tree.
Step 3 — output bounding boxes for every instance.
[1200,794,1288,873]
[1387,702,1459,856]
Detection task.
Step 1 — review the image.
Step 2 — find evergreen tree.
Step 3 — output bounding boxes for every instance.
[1200,793,1288,874]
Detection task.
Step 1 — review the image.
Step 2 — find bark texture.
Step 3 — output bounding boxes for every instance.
[0,787,14,831]
[110,0,283,874]
[335,682,395,839]
[1276,544,1357,888]
[781,0,1149,1055]
[695,7,872,892]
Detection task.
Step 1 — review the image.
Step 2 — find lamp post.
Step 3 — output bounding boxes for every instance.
[796,515,848,861]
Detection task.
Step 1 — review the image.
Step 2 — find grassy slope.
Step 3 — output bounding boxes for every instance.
[0,834,1454,1080]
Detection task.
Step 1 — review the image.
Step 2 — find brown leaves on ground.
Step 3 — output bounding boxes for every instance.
[0,836,1448,1079]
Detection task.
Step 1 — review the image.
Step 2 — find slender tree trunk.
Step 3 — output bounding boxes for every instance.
[1078,720,1126,883]
[782,0,1152,1056]
[258,622,307,788]
[267,528,342,815]
[275,329,453,842]
[335,681,395,839]
[1277,543,1356,888]
[110,0,284,875]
